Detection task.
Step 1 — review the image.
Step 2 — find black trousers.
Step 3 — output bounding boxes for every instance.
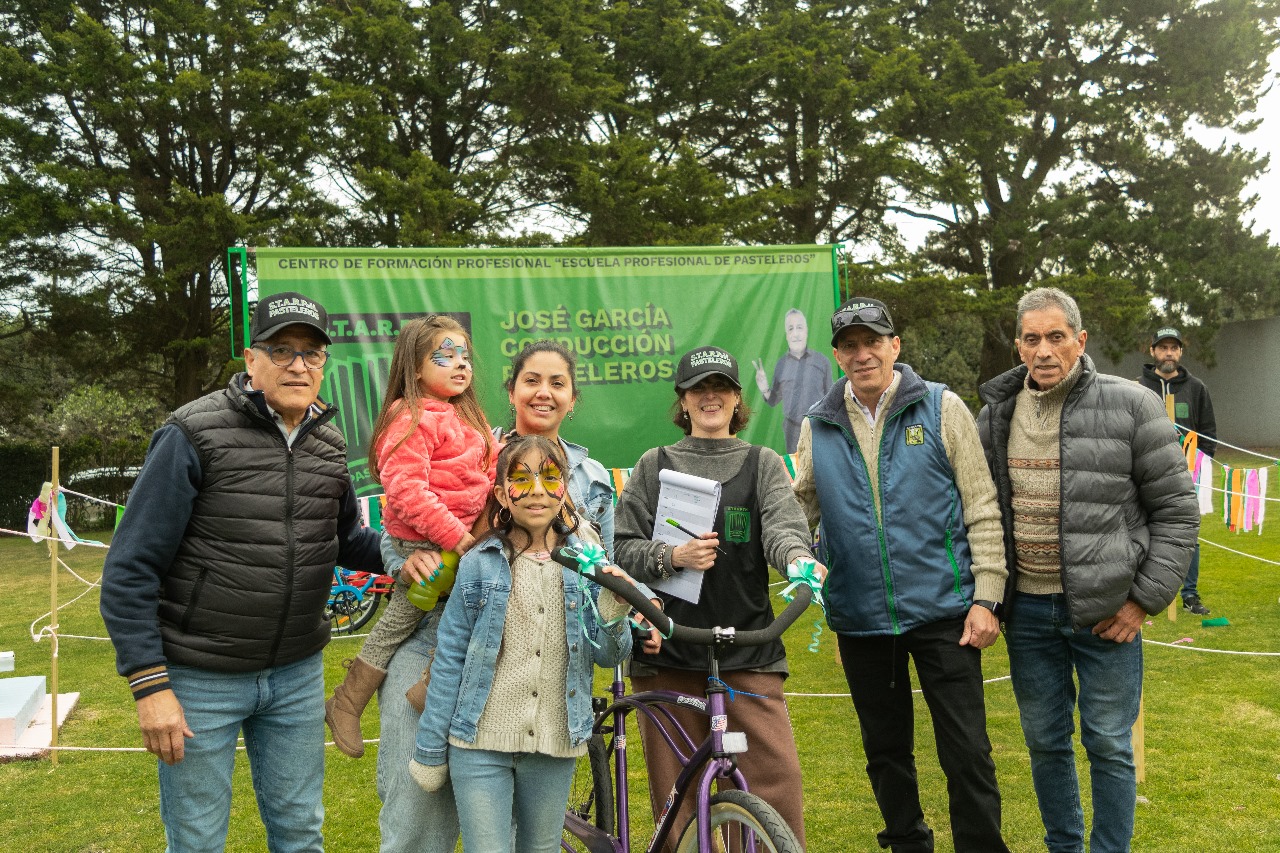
[838,618,1010,853]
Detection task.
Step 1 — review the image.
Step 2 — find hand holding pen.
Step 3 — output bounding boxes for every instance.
[665,518,724,572]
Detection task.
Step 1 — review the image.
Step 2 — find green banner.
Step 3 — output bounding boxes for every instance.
[251,245,839,493]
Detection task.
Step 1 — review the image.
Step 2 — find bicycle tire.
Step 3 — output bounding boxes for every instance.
[327,586,380,634]
[562,733,615,849]
[673,789,801,853]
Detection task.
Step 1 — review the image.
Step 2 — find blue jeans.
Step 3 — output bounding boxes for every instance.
[449,744,576,853]
[1181,544,1201,599]
[1005,593,1143,853]
[160,652,325,853]
[376,610,460,853]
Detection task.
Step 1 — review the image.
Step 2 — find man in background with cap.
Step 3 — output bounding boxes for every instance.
[101,291,382,852]
[793,297,1012,853]
[1138,326,1217,615]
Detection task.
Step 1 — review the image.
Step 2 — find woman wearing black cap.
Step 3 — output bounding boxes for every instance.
[612,344,824,851]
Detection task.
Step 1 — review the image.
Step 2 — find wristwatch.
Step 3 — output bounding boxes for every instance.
[973,600,1001,617]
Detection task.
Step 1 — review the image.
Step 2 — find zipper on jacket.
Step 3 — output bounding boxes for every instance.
[267,439,298,668]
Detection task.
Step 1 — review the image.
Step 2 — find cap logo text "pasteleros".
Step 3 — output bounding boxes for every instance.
[269,298,321,321]
[688,351,732,368]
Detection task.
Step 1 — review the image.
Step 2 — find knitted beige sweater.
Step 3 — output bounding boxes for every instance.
[1007,358,1084,594]
[452,552,629,758]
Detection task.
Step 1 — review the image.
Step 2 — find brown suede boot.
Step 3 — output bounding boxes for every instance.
[404,651,435,715]
[325,657,386,758]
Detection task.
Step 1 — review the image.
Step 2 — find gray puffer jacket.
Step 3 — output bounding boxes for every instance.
[977,354,1198,628]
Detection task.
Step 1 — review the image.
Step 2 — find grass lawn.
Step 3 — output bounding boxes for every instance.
[2,448,1279,851]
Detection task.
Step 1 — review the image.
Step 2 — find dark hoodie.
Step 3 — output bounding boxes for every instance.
[1136,364,1217,456]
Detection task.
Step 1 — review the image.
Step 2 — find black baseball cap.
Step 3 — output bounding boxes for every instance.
[1151,327,1183,347]
[674,346,741,390]
[830,297,894,345]
[251,291,333,345]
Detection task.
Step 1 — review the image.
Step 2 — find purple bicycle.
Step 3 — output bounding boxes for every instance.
[553,547,812,853]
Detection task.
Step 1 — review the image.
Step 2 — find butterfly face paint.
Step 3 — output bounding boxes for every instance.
[429,337,472,369]
[505,457,566,503]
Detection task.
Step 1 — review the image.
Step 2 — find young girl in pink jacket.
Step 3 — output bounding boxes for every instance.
[325,315,495,757]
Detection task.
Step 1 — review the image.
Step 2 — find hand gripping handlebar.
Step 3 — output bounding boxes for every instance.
[551,545,814,647]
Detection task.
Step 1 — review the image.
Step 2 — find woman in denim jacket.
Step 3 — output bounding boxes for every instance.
[374,339,619,853]
[409,435,635,852]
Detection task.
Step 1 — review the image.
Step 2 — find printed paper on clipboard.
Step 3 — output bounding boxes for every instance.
[650,468,721,603]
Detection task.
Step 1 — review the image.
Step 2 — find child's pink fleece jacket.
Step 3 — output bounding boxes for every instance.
[376,398,494,550]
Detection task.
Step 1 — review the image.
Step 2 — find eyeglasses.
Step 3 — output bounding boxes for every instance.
[254,345,329,369]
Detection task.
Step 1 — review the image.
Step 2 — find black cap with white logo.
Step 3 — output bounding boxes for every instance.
[251,291,333,345]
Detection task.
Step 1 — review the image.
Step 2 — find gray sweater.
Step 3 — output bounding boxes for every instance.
[613,436,815,675]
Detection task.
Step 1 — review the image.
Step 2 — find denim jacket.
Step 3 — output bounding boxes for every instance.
[412,533,633,766]
[562,437,615,555]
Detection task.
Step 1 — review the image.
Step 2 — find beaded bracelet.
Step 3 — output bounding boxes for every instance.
[656,542,670,579]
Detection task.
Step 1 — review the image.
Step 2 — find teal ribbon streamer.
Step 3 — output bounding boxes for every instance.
[568,543,626,649]
[779,559,827,653]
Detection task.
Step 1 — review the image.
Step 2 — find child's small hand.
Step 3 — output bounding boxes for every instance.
[598,564,639,605]
[402,549,442,585]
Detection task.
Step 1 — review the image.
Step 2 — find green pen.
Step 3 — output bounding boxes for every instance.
[665,517,727,555]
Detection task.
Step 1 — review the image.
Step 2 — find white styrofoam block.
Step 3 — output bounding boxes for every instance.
[0,651,13,672]
[0,675,46,744]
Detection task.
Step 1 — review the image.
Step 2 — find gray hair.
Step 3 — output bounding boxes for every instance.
[1016,287,1082,337]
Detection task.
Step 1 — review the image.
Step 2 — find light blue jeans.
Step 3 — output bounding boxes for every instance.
[449,744,576,853]
[160,652,325,853]
[1005,593,1143,853]
[376,609,460,853]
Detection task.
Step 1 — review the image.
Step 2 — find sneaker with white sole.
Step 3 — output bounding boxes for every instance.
[1182,595,1210,616]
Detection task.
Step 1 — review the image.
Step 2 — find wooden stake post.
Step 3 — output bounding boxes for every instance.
[48,446,60,767]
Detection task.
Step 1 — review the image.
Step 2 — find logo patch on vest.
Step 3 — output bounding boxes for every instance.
[725,507,752,543]
[905,425,925,446]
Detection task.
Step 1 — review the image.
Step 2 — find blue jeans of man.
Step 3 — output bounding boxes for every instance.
[376,609,460,853]
[1005,593,1143,853]
[837,617,1010,853]
[1181,544,1201,600]
[159,652,325,853]
[448,744,576,853]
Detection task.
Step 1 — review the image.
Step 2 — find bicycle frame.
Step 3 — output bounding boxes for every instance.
[565,636,764,853]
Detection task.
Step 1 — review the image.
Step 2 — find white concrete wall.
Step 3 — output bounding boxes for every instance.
[1091,315,1280,451]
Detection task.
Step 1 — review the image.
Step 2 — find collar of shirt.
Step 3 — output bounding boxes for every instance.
[244,378,320,447]
[845,372,900,428]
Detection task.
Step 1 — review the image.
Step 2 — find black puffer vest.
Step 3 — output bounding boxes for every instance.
[158,375,349,671]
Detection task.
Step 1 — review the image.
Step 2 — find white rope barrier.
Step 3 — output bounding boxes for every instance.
[1175,423,1279,463]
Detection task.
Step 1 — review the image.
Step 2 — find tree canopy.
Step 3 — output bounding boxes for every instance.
[1,0,1276,427]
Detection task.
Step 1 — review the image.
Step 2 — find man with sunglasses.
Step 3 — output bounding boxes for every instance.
[793,296,1012,853]
[101,290,382,852]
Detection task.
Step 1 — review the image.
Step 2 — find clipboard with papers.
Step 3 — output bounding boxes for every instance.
[650,468,721,603]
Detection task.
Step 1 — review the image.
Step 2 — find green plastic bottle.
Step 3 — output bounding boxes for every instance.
[405,550,459,611]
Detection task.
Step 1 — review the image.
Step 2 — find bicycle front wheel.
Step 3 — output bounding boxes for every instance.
[562,732,615,851]
[674,789,801,853]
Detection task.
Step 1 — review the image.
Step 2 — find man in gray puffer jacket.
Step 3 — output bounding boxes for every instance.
[977,287,1198,853]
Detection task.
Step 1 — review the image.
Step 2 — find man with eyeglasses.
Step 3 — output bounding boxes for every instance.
[793,296,1012,853]
[101,290,382,852]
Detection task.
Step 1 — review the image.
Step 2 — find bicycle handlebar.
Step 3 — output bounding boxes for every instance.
[551,545,815,647]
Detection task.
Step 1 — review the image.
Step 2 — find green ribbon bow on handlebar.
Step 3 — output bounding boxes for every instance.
[779,558,826,653]
[571,543,608,576]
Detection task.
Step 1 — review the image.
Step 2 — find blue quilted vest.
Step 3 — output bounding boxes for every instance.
[808,364,974,636]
